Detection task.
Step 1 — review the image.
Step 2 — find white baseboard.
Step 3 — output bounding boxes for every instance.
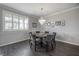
[0,38,79,47]
[56,39,79,46]
[0,39,29,47]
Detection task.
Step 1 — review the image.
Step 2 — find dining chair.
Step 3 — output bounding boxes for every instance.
[29,34,41,51]
[51,32,56,49]
[42,33,56,51]
[36,31,40,33]
[35,31,40,38]
[29,32,33,49]
[29,32,32,44]
[42,35,53,51]
[29,32,32,39]
[45,31,49,34]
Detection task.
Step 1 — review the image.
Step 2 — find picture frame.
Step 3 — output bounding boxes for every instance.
[62,20,65,26]
[55,20,65,26]
[32,22,37,28]
[55,21,62,26]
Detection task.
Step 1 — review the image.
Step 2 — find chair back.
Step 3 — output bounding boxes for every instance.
[53,32,56,40]
[31,34,36,40]
[45,31,49,34]
[29,32,32,39]
[36,31,40,33]
[46,35,53,41]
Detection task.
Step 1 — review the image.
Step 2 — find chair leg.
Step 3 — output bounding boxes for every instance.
[35,41,36,51]
[51,43,53,49]
[29,39,31,44]
[30,43,32,48]
[46,42,48,52]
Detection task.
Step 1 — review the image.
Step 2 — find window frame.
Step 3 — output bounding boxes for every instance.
[3,10,29,31]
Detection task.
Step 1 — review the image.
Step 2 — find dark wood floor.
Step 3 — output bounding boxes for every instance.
[0,40,79,56]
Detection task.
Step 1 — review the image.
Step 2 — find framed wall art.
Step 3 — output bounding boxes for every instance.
[55,21,62,26]
[32,22,37,28]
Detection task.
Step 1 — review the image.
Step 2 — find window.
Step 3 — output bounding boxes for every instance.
[19,16,24,30]
[24,17,28,29]
[13,15,18,30]
[4,12,12,30]
[3,10,29,31]
[5,22,12,30]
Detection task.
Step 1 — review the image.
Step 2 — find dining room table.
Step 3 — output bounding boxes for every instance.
[35,33,48,47]
[29,31,56,51]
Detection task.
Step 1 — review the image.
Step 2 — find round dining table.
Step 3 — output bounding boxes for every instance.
[35,33,48,47]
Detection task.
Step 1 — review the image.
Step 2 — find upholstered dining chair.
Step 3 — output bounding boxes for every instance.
[29,32,32,39]
[35,31,40,38]
[36,31,40,33]
[29,33,41,51]
[45,31,49,34]
[42,35,53,51]
[42,33,56,51]
[51,32,56,49]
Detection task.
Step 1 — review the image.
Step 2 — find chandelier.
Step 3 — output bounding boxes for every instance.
[39,8,46,25]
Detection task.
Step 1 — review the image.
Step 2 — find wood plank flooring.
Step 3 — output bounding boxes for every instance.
[0,40,79,56]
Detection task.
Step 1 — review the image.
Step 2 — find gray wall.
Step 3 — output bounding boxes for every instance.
[1,4,79,46]
[0,5,38,46]
[39,7,79,46]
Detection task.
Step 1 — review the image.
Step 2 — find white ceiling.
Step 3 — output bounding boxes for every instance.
[2,3,79,17]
